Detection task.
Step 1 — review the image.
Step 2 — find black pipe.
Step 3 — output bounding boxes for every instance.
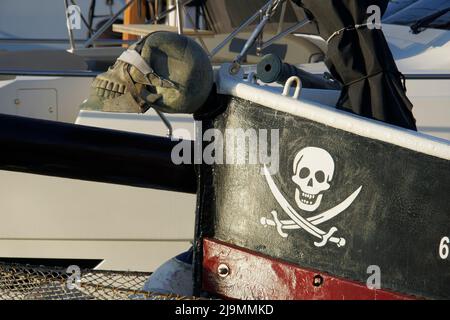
[256,54,340,90]
[0,114,196,194]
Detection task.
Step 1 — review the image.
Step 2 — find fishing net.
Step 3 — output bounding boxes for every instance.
[0,262,200,300]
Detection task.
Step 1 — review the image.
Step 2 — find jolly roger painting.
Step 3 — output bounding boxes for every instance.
[260,146,362,248]
[195,96,450,299]
[196,97,372,257]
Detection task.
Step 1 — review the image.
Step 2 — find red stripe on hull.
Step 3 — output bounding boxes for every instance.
[202,238,418,300]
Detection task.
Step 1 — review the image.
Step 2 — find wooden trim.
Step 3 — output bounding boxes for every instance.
[123,0,146,42]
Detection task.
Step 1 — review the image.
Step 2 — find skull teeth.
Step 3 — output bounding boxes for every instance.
[113,83,121,93]
[301,192,317,200]
[300,192,317,205]
[94,79,126,99]
[97,87,106,97]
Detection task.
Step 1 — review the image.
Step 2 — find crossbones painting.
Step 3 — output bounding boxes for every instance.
[260,147,362,248]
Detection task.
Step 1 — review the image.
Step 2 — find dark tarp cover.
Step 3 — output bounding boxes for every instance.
[293,0,417,130]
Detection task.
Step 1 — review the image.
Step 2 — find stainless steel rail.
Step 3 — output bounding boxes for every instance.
[84,0,137,48]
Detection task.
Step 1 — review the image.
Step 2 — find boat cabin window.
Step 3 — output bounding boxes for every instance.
[383,0,450,31]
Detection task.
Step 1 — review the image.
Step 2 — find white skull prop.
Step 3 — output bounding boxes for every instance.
[291,147,335,212]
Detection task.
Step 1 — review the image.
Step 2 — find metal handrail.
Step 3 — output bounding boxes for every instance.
[81,0,197,48]
[154,109,174,138]
[84,0,137,48]
[209,1,272,58]
[209,0,311,73]
[151,0,194,23]
[181,3,210,54]
[69,0,94,35]
[175,0,183,34]
[233,0,280,65]
[261,18,311,50]
[64,0,77,52]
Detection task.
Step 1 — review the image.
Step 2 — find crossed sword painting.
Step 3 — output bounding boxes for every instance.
[260,165,362,248]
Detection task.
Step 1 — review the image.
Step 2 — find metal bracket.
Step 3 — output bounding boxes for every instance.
[154,109,173,138]
[282,76,302,99]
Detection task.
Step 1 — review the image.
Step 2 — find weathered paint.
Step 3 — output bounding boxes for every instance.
[202,238,418,300]
[193,95,450,299]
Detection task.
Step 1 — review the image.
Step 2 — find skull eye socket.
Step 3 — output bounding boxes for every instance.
[299,167,310,179]
[315,171,325,183]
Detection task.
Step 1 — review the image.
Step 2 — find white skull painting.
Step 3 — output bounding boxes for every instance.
[292,147,335,212]
[261,146,362,247]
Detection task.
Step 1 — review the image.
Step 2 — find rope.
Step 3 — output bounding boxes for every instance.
[326,23,382,43]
